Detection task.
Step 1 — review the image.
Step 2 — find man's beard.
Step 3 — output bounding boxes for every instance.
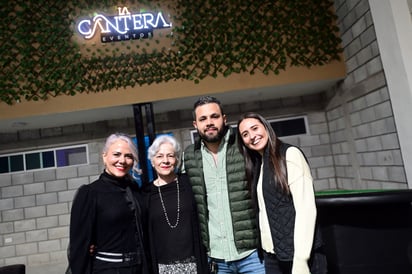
[198,126,227,143]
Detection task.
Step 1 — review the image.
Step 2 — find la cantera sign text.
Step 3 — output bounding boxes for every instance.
[77,7,172,43]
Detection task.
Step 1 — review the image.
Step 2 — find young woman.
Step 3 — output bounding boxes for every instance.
[141,135,208,274]
[68,133,148,274]
[237,113,326,274]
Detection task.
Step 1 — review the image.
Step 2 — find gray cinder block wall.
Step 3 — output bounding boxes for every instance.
[327,0,408,189]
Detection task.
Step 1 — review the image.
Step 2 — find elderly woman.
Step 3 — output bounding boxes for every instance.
[141,135,208,274]
[68,133,148,274]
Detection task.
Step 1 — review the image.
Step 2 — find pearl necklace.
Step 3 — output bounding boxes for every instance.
[156,179,180,229]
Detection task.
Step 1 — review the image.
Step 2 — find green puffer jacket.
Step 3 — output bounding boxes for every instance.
[183,127,258,253]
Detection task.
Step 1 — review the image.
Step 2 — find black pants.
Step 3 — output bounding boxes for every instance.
[263,252,292,274]
[263,251,327,274]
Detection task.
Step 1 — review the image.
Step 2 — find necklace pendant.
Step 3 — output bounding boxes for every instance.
[157,179,180,229]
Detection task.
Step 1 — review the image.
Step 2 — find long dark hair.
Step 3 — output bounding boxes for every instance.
[237,113,289,194]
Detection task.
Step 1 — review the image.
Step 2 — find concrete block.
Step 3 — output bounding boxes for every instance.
[14,219,36,232]
[345,55,358,73]
[56,167,78,180]
[366,56,383,76]
[3,256,26,266]
[28,253,50,266]
[77,164,99,177]
[335,154,351,167]
[316,167,335,179]
[319,133,330,145]
[351,16,367,38]
[58,215,70,226]
[2,232,25,245]
[24,182,45,195]
[2,185,23,198]
[26,230,47,242]
[24,206,46,219]
[50,250,68,263]
[45,180,67,192]
[34,169,56,182]
[11,172,34,185]
[48,227,69,240]
[350,96,367,113]
[36,193,58,206]
[374,101,392,119]
[61,237,69,250]
[360,167,373,180]
[300,135,321,147]
[36,216,58,229]
[67,177,89,190]
[50,250,68,266]
[391,150,404,165]
[346,38,362,60]
[314,179,333,191]
[16,242,38,256]
[354,65,369,84]
[308,156,329,168]
[0,198,14,211]
[307,112,326,124]
[365,88,383,107]
[309,122,328,135]
[58,190,77,203]
[360,107,376,123]
[14,195,36,209]
[360,151,378,165]
[353,123,371,139]
[0,222,14,234]
[46,203,68,216]
[376,150,395,165]
[371,166,389,181]
[354,138,367,152]
[0,246,16,258]
[88,152,100,165]
[311,145,332,157]
[366,136,382,151]
[370,117,396,135]
[38,239,61,252]
[2,209,24,221]
[387,166,407,183]
[355,45,373,67]
[0,174,11,187]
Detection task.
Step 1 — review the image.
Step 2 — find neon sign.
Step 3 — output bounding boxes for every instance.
[77,7,172,43]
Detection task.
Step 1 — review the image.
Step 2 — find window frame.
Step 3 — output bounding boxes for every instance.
[190,115,309,143]
[0,144,89,174]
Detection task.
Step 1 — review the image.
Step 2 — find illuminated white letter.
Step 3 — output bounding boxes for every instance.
[132,14,144,30]
[155,12,172,28]
[77,19,92,37]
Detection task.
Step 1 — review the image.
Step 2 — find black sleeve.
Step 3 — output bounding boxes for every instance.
[69,185,95,274]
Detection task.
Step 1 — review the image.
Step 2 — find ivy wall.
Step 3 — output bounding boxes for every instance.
[0,0,341,105]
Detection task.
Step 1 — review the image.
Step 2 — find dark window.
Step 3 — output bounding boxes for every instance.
[0,145,87,174]
[42,151,55,168]
[26,153,41,170]
[271,117,307,137]
[0,156,9,173]
[10,155,24,172]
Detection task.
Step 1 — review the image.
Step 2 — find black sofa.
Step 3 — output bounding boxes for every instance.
[0,264,25,274]
[316,189,412,274]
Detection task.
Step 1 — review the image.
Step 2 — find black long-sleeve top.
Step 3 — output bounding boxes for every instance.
[69,171,146,274]
[141,174,208,274]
